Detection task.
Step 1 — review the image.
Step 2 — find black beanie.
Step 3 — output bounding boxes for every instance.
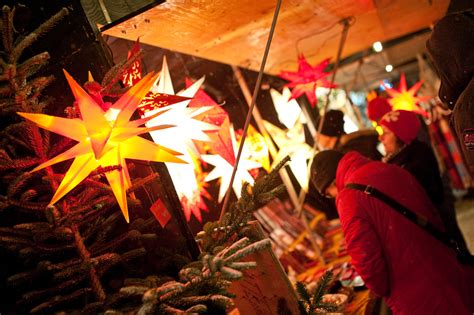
[317,110,345,137]
[310,150,344,195]
[426,12,474,109]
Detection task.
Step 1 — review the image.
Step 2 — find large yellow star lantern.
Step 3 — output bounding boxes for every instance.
[18,71,186,223]
[385,72,430,117]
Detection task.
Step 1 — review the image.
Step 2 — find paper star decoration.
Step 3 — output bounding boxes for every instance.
[270,87,304,129]
[18,71,186,223]
[263,120,313,191]
[120,37,142,87]
[141,57,219,221]
[240,125,270,172]
[279,55,336,107]
[384,73,430,117]
[202,124,261,203]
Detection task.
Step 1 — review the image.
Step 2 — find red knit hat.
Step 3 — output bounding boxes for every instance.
[367,97,392,122]
[379,110,421,144]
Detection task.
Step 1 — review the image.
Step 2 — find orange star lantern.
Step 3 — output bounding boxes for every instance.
[279,54,336,107]
[385,73,430,117]
[18,71,185,223]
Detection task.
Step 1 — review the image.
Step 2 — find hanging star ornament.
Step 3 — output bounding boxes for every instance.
[239,125,270,172]
[270,87,304,129]
[120,37,142,87]
[279,54,336,107]
[18,71,186,223]
[201,125,261,203]
[384,72,430,117]
[263,120,313,191]
[139,57,219,221]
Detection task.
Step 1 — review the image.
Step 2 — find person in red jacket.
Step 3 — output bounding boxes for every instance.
[310,150,474,314]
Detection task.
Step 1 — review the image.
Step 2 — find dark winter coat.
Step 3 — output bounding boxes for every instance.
[335,151,474,314]
[383,139,468,251]
[307,130,382,219]
[427,12,474,177]
[383,139,444,205]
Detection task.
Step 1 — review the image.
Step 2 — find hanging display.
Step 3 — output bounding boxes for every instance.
[279,55,336,107]
[385,72,430,116]
[18,71,186,222]
[141,57,220,221]
[120,38,142,87]
[270,87,304,129]
[241,125,271,172]
[202,124,261,203]
[262,120,313,191]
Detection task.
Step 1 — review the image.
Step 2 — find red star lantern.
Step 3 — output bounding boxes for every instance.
[384,73,431,117]
[279,54,336,107]
[137,92,191,115]
[120,38,142,87]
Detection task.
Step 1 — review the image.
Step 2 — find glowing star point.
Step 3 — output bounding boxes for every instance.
[19,71,186,223]
[270,87,303,129]
[140,58,218,222]
[202,125,261,203]
[263,120,313,191]
[384,73,430,117]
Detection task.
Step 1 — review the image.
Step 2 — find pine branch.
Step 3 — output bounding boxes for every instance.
[101,49,144,96]
[1,6,14,56]
[297,270,337,314]
[16,52,50,79]
[7,170,34,197]
[312,270,333,306]
[11,8,69,63]
[199,155,290,253]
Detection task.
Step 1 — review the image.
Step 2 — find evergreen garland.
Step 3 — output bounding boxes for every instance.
[296,270,338,314]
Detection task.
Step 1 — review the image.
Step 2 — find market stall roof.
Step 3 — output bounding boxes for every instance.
[99,0,448,85]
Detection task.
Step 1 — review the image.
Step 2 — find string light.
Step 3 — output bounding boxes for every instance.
[373,41,383,52]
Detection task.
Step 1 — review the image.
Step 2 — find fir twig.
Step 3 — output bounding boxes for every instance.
[296,270,338,314]
[12,8,69,63]
[1,6,14,56]
[199,155,290,253]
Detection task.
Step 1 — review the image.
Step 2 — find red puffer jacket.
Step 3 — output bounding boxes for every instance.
[335,152,474,314]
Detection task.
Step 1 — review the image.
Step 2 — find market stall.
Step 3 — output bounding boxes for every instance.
[1,0,472,314]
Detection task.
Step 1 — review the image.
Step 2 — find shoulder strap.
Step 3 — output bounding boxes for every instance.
[345,183,462,254]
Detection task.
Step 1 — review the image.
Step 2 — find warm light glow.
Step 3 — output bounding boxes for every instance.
[18,71,186,223]
[241,125,270,172]
[270,87,303,129]
[373,121,384,136]
[141,57,219,221]
[263,120,313,191]
[373,41,383,52]
[202,125,261,203]
[384,72,430,116]
[385,64,393,72]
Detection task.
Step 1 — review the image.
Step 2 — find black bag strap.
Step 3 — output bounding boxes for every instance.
[345,183,473,265]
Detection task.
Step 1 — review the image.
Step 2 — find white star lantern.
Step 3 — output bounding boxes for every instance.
[263,120,313,191]
[201,124,261,203]
[270,87,305,129]
[141,57,219,221]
